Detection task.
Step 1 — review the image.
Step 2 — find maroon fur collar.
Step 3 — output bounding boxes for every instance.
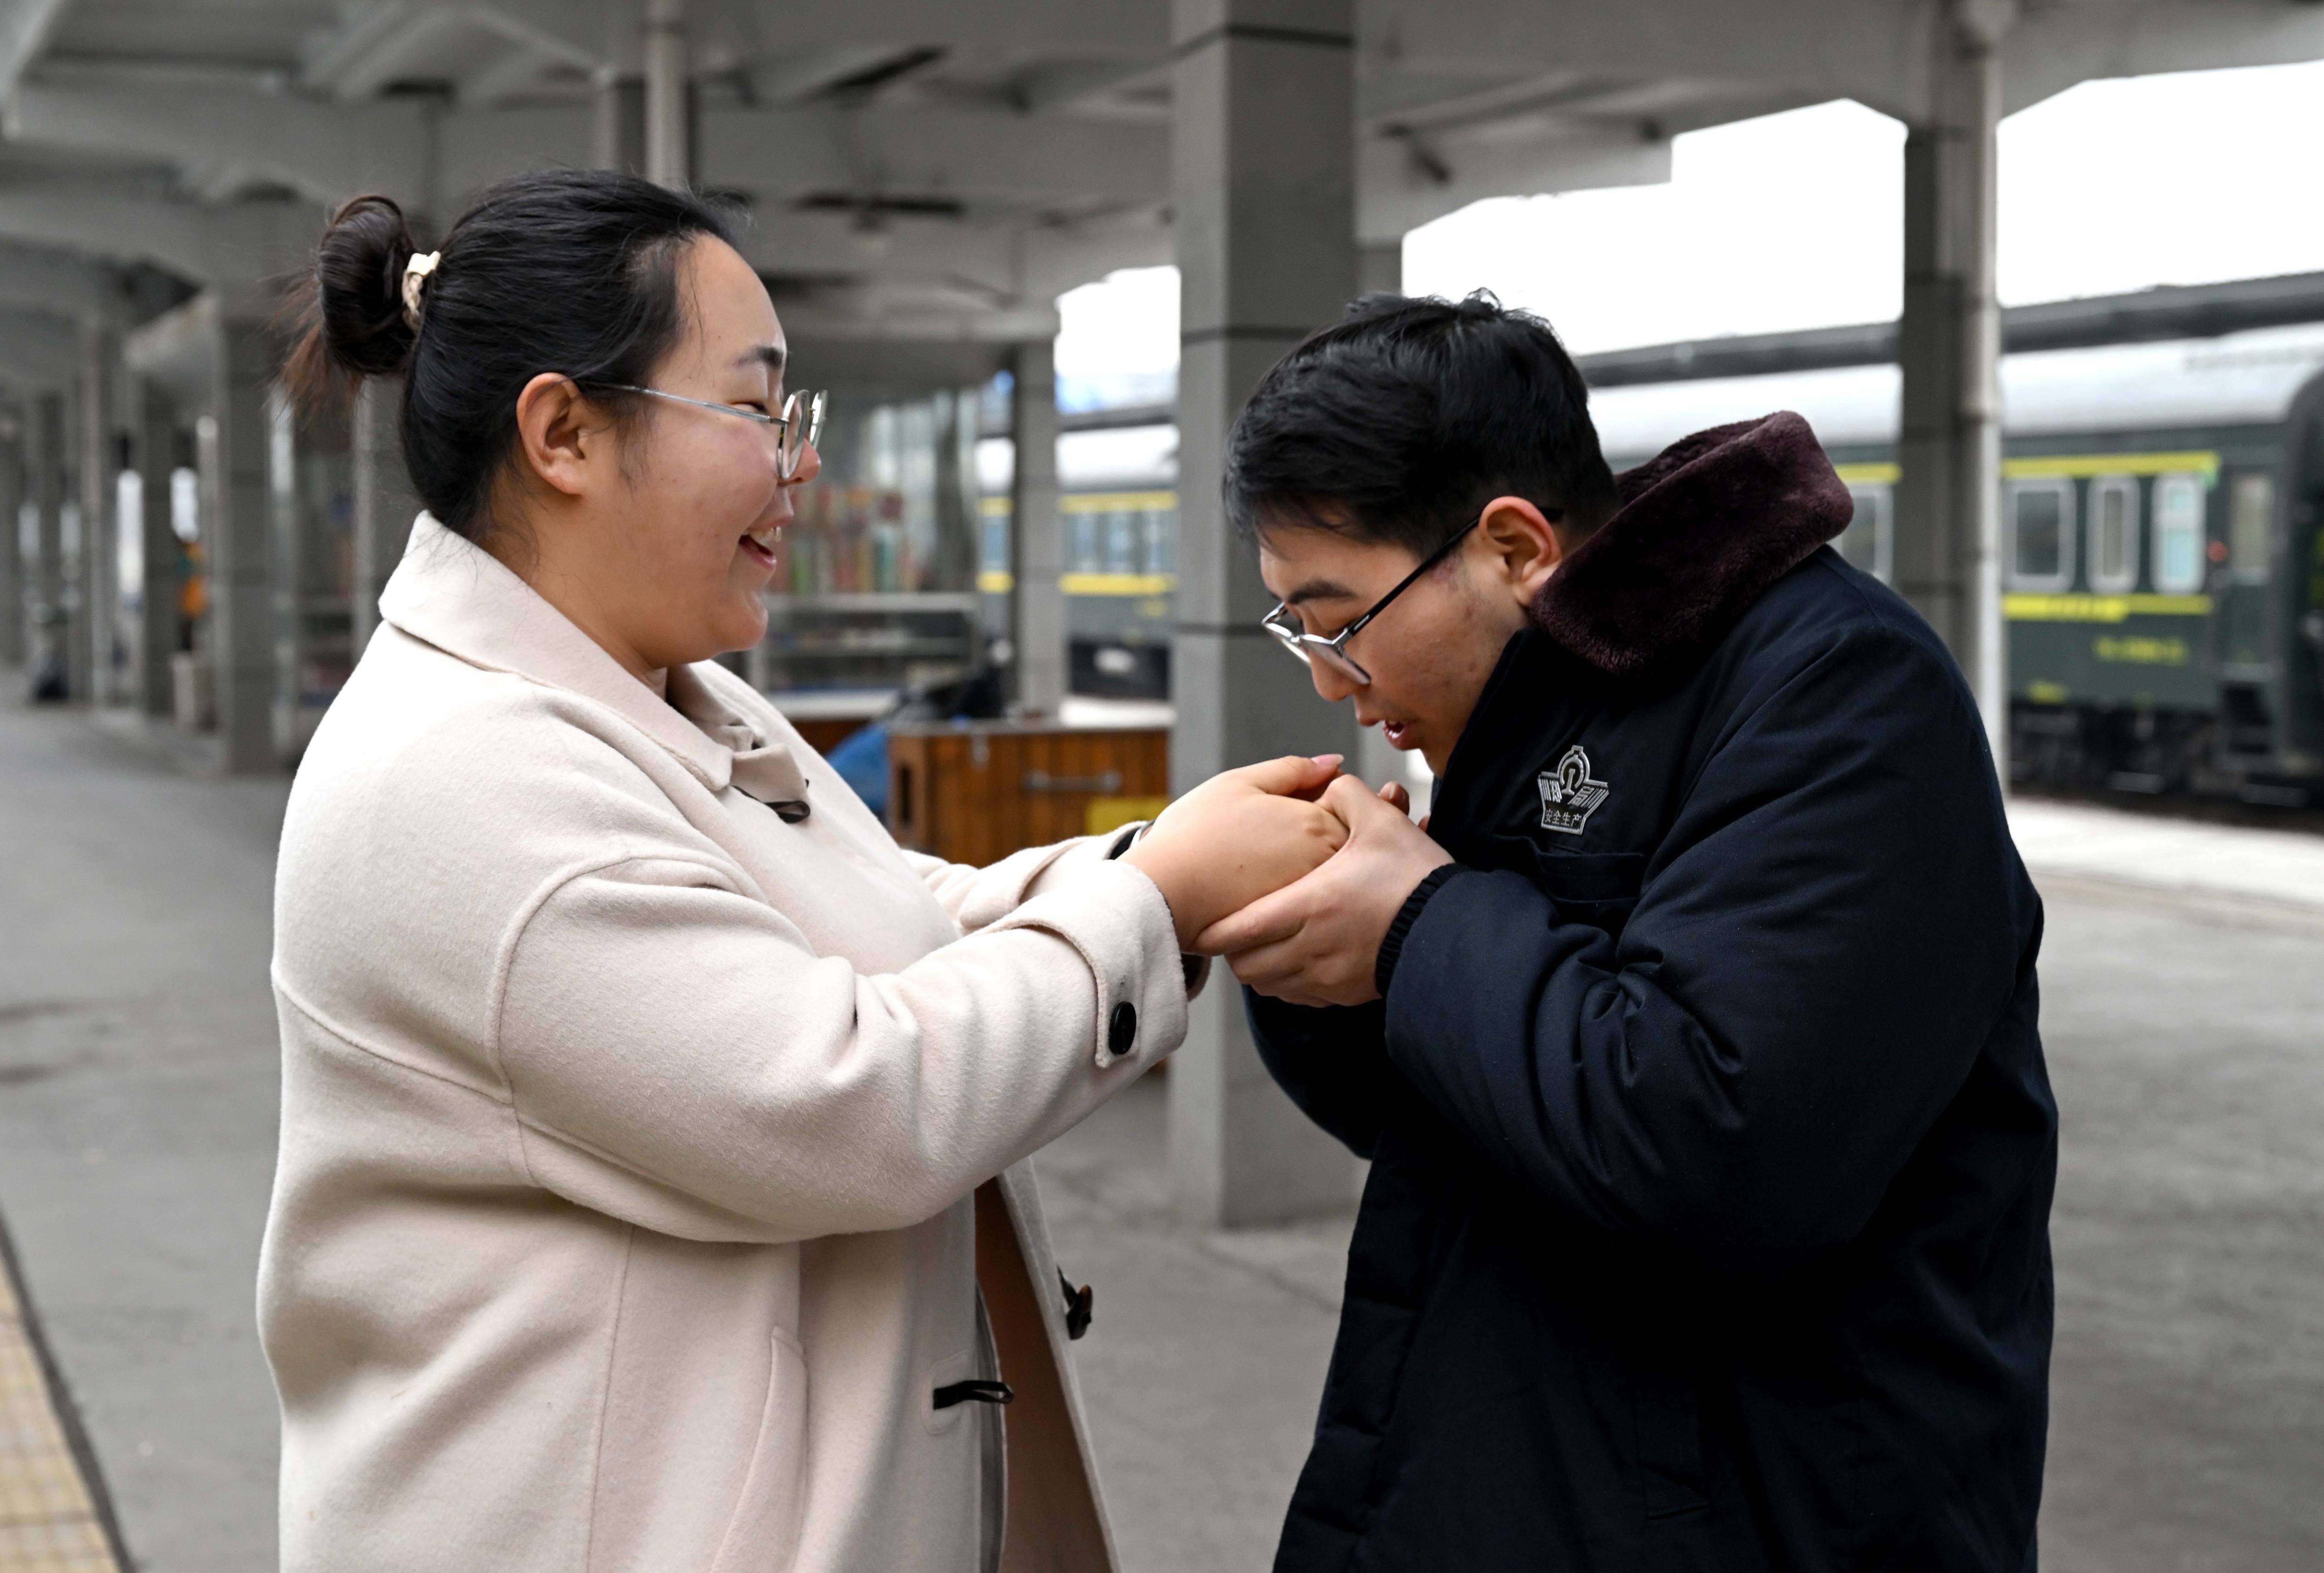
[1529,411,1853,682]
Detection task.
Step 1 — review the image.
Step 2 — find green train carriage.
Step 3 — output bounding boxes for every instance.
[1591,322,2324,801]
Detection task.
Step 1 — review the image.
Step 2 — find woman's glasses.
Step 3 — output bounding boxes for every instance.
[599,384,827,481]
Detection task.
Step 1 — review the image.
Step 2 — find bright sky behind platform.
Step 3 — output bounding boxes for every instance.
[1053,56,2324,389]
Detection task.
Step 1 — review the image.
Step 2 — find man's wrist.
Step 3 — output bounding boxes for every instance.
[1373,864,1463,998]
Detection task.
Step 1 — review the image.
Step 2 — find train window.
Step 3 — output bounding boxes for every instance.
[2229,474,2275,581]
[1107,510,1139,573]
[2087,476,2139,594]
[2007,479,2075,592]
[2152,473,2205,593]
[1143,509,1176,576]
[981,513,1009,576]
[1070,513,1103,573]
[1838,483,1893,583]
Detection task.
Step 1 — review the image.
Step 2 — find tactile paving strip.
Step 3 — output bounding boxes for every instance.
[0,1262,118,1573]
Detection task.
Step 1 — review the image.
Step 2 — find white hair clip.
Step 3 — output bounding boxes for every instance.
[401,250,442,330]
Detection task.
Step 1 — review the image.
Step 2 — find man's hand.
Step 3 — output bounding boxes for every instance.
[1193,774,1454,1007]
[1122,754,1350,949]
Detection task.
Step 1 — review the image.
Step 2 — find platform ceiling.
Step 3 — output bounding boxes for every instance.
[0,0,2318,357]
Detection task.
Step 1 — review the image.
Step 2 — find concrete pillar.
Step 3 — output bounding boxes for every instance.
[0,413,20,668]
[643,0,691,188]
[1358,240,1402,297]
[268,389,304,760]
[350,377,416,654]
[594,72,647,174]
[1010,340,1066,715]
[28,390,65,700]
[134,379,178,716]
[1895,0,2010,762]
[1168,0,1362,1227]
[204,322,275,772]
[77,323,119,704]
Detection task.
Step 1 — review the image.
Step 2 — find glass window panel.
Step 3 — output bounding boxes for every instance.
[2152,474,2205,593]
[1070,513,1102,572]
[2009,481,2073,589]
[1107,510,1137,572]
[2230,473,2274,578]
[1143,509,1176,575]
[1839,484,1892,583]
[2088,477,2138,593]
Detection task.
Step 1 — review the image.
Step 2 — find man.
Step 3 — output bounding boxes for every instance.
[1199,292,2055,1572]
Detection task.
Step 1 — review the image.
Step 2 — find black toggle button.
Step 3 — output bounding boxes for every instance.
[1107,1001,1137,1057]
[933,1379,1015,1409]
[1058,1269,1094,1340]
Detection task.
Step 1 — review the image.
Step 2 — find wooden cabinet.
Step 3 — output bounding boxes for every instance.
[887,721,1170,866]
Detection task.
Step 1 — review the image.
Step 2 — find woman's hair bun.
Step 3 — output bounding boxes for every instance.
[282,193,421,410]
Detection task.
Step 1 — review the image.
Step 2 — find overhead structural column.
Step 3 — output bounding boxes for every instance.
[1168,0,1361,1228]
[350,379,416,654]
[0,409,20,668]
[77,320,118,704]
[644,0,692,188]
[1896,0,2014,761]
[1010,339,1066,716]
[204,319,277,773]
[28,389,64,699]
[133,377,177,716]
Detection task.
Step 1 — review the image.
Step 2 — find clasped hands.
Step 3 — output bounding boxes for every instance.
[1121,754,1452,1008]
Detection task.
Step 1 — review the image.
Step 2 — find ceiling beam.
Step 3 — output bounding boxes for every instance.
[0,191,318,287]
[0,0,71,104]
[2002,0,2324,114]
[5,83,431,209]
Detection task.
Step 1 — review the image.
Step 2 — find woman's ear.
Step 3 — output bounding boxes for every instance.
[512,372,607,500]
[1477,495,1565,606]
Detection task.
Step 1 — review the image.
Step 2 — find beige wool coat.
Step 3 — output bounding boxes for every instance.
[259,514,1192,1573]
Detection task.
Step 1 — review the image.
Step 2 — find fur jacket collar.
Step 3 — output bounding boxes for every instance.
[1529,411,1853,683]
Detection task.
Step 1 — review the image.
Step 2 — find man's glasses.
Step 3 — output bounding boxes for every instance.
[1261,515,1487,687]
[598,384,826,481]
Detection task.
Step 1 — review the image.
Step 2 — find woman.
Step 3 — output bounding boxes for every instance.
[260,170,1345,1573]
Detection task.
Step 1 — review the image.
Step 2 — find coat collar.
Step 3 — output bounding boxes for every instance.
[1528,411,1853,684]
[377,512,742,793]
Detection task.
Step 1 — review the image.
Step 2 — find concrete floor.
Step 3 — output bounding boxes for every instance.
[0,694,2320,1571]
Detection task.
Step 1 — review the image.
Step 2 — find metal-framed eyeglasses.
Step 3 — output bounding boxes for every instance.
[599,384,827,481]
[1261,508,1539,686]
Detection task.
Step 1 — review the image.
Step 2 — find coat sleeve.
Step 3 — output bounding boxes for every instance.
[1383,626,2035,1273]
[494,846,1186,1245]
[1245,992,1394,1159]
[901,831,1135,936]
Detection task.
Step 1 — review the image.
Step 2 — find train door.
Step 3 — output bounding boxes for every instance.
[2279,369,2324,775]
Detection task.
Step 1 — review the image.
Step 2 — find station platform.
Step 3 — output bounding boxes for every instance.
[1,692,2321,1572]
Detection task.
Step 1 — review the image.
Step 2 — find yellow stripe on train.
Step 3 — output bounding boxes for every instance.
[1834,453,2222,488]
[2003,593,2213,622]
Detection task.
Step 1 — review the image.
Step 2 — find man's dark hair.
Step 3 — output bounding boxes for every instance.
[1225,291,1619,555]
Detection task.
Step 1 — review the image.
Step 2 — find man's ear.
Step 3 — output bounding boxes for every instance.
[512,372,609,500]
[1476,495,1564,606]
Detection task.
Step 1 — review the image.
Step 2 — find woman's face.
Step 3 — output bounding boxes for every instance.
[530,234,820,677]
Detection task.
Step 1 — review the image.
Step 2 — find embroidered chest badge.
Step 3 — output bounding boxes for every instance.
[1537,745,1611,836]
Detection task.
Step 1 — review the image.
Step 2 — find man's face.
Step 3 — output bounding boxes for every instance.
[1256,515,1535,777]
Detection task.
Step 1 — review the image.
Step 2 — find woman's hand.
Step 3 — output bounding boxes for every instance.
[1123,755,1350,949]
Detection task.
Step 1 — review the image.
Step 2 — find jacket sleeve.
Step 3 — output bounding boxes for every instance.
[1383,626,2034,1273]
[494,848,1186,1245]
[1245,992,1394,1159]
